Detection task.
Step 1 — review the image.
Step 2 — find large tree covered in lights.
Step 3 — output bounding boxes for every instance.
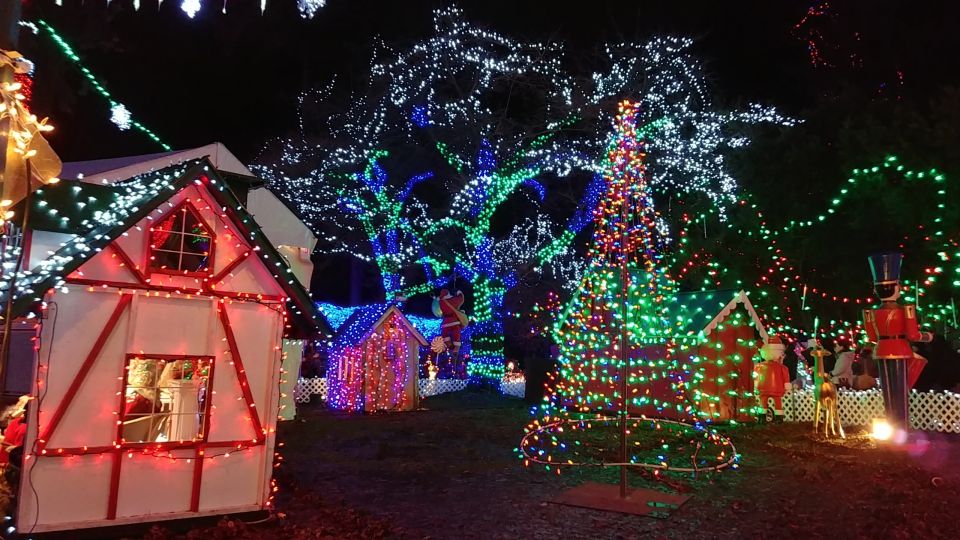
[256,6,793,384]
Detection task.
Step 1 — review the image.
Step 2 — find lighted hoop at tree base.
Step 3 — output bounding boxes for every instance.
[519,416,738,473]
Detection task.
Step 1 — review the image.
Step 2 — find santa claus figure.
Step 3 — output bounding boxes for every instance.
[432,289,469,358]
[755,336,791,422]
[863,252,933,431]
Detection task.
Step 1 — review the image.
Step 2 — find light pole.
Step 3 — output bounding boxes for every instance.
[0,0,22,395]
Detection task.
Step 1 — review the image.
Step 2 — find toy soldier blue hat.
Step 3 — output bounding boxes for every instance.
[868,252,902,284]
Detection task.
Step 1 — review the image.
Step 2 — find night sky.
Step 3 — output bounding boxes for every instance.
[21,1,960,164]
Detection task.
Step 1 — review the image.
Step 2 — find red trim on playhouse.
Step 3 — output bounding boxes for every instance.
[37,293,133,451]
[106,347,133,520]
[217,304,264,442]
[39,440,262,457]
[209,249,252,286]
[109,244,148,285]
[191,353,217,512]
[65,278,286,303]
[190,447,205,512]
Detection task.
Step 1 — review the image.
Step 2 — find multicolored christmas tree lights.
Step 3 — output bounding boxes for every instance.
[669,154,955,346]
[518,101,737,475]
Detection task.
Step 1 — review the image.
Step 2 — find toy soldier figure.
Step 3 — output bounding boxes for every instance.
[863,253,933,431]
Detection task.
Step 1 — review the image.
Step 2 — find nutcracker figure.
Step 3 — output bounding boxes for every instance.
[755,336,791,422]
[862,252,933,430]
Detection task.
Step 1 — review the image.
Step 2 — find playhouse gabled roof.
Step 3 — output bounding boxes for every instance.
[320,301,442,337]
[372,306,429,346]
[667,289,768,342]
[3,158,331,338]
[61,143,315,253]
[330,303,428,351]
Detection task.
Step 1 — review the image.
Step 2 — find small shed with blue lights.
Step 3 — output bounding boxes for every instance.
[325,304,427,412]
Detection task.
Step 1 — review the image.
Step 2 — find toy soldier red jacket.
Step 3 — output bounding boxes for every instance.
[862,304,931,359]
[863,304,932,389]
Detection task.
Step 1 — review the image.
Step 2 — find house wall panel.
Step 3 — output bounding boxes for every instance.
[115,451,194,518]
[128,296,213,355]
[41,289,131,449]
[197,447,265,511]
[221,301,282,429]
[18,455,114,526]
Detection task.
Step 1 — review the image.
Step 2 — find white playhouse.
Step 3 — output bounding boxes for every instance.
[2,149,329,532]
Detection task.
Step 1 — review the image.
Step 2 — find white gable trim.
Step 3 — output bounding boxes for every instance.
[70,143,253,184]
[701,290,769,342]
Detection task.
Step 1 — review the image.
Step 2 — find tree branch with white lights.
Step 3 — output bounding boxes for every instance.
[255,6,794,383]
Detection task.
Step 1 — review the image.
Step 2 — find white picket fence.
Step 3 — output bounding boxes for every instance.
[418,378,468,397]
[294,377,329,403]
[501,378,526,398]
[294,376,489,404]
[782,388,960,433]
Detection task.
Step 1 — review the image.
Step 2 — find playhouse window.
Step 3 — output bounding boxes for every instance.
[121,356,213,444]
[149,205,212,273]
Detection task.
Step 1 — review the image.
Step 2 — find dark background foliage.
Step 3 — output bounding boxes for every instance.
[18,0,960,322]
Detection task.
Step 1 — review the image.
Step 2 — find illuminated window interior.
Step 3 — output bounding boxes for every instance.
[121,356,213,444]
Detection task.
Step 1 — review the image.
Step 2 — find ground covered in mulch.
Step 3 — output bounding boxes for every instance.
[140,391,960,540]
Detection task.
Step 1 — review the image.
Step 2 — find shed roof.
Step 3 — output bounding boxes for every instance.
[330,303,428,352]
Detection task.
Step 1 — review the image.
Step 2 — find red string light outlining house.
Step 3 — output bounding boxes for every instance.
[2,149,330,533]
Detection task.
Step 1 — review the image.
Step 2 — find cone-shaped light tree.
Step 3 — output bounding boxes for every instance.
[551,100,682,415]
[519,101,736,476]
